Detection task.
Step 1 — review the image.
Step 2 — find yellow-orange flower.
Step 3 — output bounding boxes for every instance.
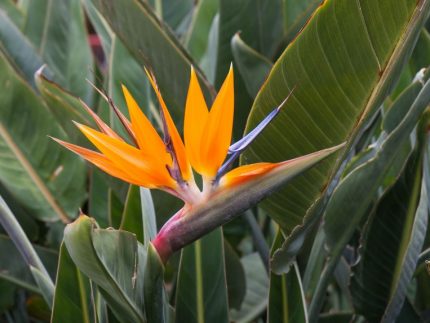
[54,66,288,204]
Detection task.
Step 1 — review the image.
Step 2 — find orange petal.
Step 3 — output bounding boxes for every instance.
[221,162,281,188]
[77,123,175,189]
[122,85,171,167]
[201,66,234,177]
[52,138,150,186]
[79,99,123,141]
[145,68,191,181]
[184,67,209,175]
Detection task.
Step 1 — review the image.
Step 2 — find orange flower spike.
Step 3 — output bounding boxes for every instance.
[220,162,281,188]
[79,99,124,141]
[145,68,192,182]
[201,65,234,178]
[184,67,209,175]
[76,123,175,189]
[121,85,171,167]
[52,138,147,187]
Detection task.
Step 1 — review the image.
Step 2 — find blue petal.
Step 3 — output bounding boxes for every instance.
[228,89,294,154]
[216,89,295,181]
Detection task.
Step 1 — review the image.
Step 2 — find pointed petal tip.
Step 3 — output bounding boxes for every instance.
[49,136,64,145]
[72,120,84,129]
[278,86,296,112]
[35,64,47,77]
[120,84,130,95]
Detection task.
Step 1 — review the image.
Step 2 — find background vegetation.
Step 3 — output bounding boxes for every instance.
[1,0,430,322]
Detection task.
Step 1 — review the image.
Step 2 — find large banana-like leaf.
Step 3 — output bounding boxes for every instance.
[281,0,322,47]
[0,234,58,294]
[22,0,93,101]
[175,229,229,323]
[242,0,430,263]
[0,0,24,28]
[0,52,86,222]
[119,185,144,243]
[215,0,283,137]
[351,146,428,322]
[324,74,430,258]
[35,73,95,145]
[51,243,92,323]
[144,243,169,323]
[0,9,45,88]
[184,0,218,62]
[231,34,273,99]
[229,253,268,322]
[267,232,307,323]
[64,215,146,323]
[84,0,154,129]
[309,73,430,319]
[90,0,214,123]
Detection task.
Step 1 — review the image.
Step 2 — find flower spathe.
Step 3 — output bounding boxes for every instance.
[54,66,290,205]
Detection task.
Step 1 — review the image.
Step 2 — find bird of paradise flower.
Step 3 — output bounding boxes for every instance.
[54,66,343,262]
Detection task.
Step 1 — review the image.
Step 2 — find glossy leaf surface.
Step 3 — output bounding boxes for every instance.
[0,52,86,222]
[243,0,430,268]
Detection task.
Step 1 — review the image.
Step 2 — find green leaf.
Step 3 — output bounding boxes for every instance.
[302,229,327,299]
[140,188,157,246]
[0,9,45,88]
[35,72,95,144]
[90,0,214,124]
[306,74,430,319]
[151,189,183,232]
[184,0,219,62]
[0,52,86,222]
[324,76,430,258]
[217,0,282,77]
[231,34,273,98]
[318,312,354,323]
[23,0,94,101]
[230,253,268,323]
[224,241,246,310]
[409,29,430,73]
[0,183,40,241]
[392,29,430,99]
[281,0,322,46]
[215,0,282,137]
[351,147,428,322]
[396,299,422,323]
[30,266,54,308]
[175,229,229,323]
[120,185,143,243]
[88,169,110,228]
[51,243,92,323]
[0,234,57,294]
[63,215,146,323]
[107,36,154,131]
[161,0,193,36]
[0,0,24,29]
[267,231,308,323]
[144,243,168,323]
[244,0,430,268]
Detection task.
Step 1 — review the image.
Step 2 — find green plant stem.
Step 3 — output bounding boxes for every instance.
[0,195,54,289]
[308,253,341,323]
[244,210,269,272]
